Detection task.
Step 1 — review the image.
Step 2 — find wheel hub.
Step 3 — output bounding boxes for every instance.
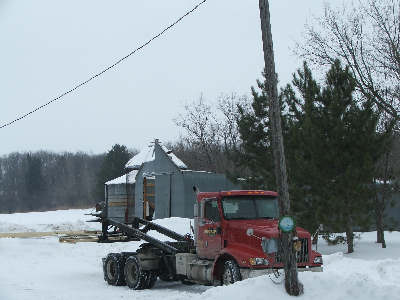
[222,268,232,285]
[107,261,116,280]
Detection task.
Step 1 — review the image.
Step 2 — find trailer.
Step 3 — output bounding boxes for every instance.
[93,190,323,289]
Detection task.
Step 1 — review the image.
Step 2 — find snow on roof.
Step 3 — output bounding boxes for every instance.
[126,170,138,184]
[125,144,155,169]
[160,145,187,169]
[105,174,126,185]
[105,170,138,185]
[125,141,187,170]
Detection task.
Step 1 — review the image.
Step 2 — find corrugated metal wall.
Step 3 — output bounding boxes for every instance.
[384,192,400,230]
[181,171,237,218]
[154,171,237,219]
[106,183,135,223]
[134,142,180,219]
[155,172,184,219]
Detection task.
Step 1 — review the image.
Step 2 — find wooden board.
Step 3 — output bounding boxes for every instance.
[0,230,101,239]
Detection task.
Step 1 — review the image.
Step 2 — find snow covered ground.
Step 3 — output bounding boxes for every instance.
[0,209,399,300]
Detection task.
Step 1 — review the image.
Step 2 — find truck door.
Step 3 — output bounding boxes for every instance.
[197,198,222,259]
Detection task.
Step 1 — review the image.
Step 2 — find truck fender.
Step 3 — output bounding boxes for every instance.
[213,244,265,280]
[212,252,238,281]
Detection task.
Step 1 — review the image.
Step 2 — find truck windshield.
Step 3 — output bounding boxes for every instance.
[222,196,279,220]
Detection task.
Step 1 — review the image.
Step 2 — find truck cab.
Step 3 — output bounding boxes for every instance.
[193,190,323,283]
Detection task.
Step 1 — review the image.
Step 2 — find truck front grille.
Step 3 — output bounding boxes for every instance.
[275,238,309,264]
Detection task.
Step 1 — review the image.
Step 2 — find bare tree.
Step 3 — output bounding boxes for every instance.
[174,95,221,171]
[298,0,400,120]
[174,94,247,174]
[259,0,303,295]
[217,94,248,153]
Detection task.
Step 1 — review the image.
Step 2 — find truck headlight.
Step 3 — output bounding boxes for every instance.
[249,258,269,266]
[313,256,323,264]
[261,237,278,254]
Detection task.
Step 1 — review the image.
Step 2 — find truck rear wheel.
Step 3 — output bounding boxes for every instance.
[222,260,242,285]
[144,271,158,289]
[103,253,126,286]
[124,256,148,290]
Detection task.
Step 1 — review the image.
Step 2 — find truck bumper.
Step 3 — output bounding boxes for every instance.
[300,266,323,272]
[241,266,323,279]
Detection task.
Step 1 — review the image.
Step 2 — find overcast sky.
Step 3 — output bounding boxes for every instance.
[0,0,343,155]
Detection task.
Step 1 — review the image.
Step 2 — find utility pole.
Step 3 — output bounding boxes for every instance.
[258,0,303,295]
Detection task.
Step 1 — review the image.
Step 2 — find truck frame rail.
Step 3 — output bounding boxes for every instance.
[99,217,192,255]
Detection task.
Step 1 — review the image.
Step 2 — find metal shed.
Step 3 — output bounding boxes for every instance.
[385,192,400,230]
[105,139,236,221]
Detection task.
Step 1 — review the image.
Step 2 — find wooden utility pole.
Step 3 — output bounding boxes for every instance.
[258,0,303,295]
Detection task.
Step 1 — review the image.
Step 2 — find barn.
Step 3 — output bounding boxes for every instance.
[105,139,236,222]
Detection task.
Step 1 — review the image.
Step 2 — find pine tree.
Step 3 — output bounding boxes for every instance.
[94,144,133,202]
[238,59,389,253]
[236,77,275,189]
[282,62,325,233]
[283,60,383,253]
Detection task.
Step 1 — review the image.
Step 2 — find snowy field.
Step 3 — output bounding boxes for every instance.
[0,209,399,300]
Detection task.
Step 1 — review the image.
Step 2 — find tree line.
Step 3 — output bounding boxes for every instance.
[0,151,105,213]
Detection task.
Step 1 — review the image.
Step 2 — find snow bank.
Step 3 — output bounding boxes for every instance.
[195,253,400,300]
[0,208,100,233]
[0,209,399,300]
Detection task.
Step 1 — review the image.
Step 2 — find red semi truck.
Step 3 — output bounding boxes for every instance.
[98,190,322,289]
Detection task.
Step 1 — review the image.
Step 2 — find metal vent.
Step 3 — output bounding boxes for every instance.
[275,238,309,263]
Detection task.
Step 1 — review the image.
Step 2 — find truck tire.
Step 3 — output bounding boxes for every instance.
[103,253,126,286]
[124,255,148,290]
[222,260,242,285]
[144,271,158,289]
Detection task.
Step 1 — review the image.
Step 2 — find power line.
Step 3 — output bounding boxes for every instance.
[0,0,207,130]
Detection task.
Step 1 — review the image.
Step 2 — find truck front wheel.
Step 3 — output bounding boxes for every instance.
[222,260,242,285]
[124,256,148,290]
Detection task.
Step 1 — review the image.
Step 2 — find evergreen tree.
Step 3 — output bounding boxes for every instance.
[283,60,384,253]
[239,60,388,253]
[282,62,324,234]
[236,76,277,190]
[94,144,133,202]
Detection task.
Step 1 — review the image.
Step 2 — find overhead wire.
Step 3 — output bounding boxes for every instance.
[0,0,207,130]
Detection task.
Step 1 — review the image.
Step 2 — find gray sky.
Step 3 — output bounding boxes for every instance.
[0,0,342,155]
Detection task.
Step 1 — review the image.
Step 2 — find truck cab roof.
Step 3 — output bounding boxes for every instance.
[197,190,278,201]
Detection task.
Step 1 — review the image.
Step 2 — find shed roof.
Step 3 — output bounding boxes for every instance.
[105,170,138,185]
[125,140,187,170]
